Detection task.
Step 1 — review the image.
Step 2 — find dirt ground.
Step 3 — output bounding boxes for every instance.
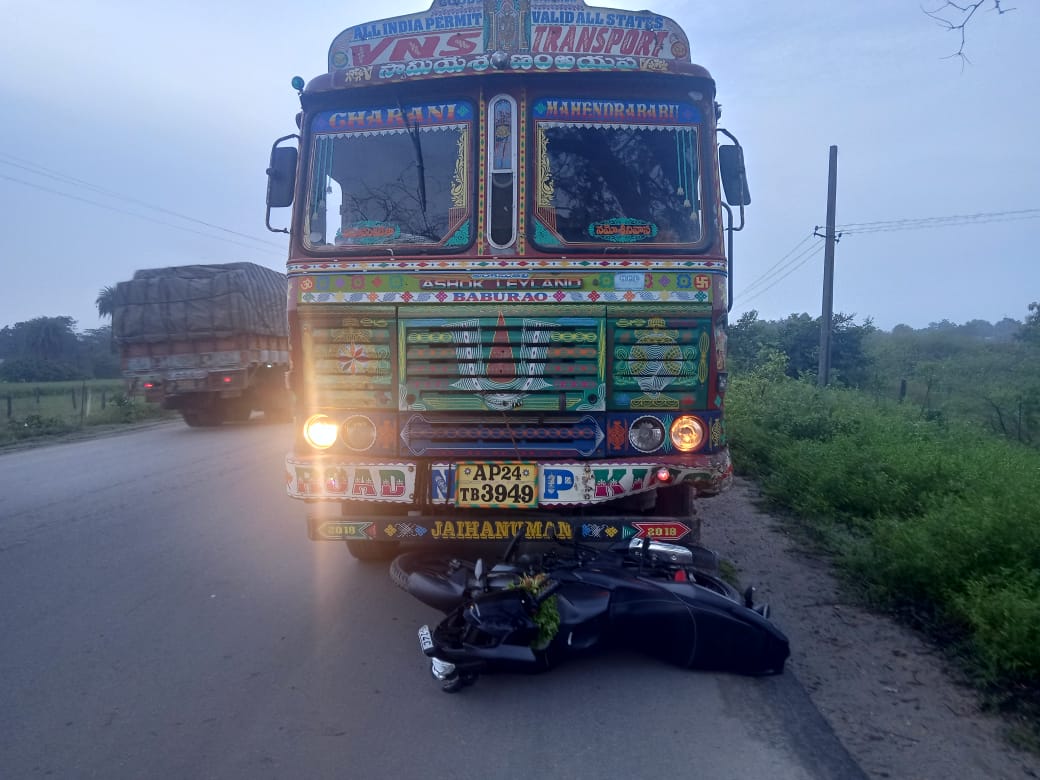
[701,477,1040,780]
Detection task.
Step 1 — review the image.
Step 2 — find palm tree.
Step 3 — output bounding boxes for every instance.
[96,286,115,320]
[25,316,76,362]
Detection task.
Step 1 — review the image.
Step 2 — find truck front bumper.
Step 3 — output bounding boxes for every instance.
[287,451,733,543]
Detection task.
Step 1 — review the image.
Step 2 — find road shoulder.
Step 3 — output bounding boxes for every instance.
[702,477,1040,780]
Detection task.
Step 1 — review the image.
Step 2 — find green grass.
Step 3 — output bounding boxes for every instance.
[726,368,1040,729]
[0,380,172,445]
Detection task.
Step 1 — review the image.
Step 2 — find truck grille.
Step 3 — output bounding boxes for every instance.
[399,413,606,457]
[609,316,711,410]
[399,311,605,412]
[302,311,396,409]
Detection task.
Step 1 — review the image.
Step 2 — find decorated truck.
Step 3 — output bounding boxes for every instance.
[112,262,291,427]
[265,0,750,559]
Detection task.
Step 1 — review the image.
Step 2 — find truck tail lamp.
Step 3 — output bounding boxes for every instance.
[211,372,243,389]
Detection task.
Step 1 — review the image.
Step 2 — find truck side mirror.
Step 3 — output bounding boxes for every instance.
[266,145,298,209]
[719,144,751,207]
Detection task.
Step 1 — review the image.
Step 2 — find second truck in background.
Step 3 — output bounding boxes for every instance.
[112,262,290,427]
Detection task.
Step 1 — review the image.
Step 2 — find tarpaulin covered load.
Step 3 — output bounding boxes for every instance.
[112,262,288,344]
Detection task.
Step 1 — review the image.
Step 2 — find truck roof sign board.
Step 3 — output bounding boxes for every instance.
[327,0,692,86]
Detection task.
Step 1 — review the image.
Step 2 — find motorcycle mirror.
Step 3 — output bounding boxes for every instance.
[474,558,485,589]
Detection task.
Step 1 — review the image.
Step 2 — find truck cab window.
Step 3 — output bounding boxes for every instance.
[304,103,472,251]
[533,100,703,249]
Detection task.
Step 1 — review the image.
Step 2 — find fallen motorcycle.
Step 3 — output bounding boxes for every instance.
[391,532,790,692]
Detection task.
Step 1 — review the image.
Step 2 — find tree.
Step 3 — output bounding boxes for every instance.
[1018,301,1040,346]
[924,0,1015,64]
[829,314,876,387]
[726,310,770,374]
[78,326,121,378]
[727,311,875,387]
[95,286,116,320]
[865,313,1040,446]
[775,313,820,380]
[23,317,79,363]
[0,317,119,381]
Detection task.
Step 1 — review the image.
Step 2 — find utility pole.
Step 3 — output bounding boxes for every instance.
[818,145,838,387]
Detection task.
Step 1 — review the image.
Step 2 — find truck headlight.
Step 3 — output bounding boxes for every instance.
[669,415,706,452]
[341,415,377,452]
[303,414,338,449]
[628,416,665,453]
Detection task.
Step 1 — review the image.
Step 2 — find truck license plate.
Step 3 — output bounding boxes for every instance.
[418,625,434,654]
[455,462,538,509]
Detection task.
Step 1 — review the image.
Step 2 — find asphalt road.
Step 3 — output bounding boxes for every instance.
[0,420,865,779]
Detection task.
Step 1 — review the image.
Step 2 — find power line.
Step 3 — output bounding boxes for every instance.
[0,153,287,252]
[740,232,818,295]
[741,238,821,297]
[837,208,1040,234]
[742,244,825,305]
[742,237,824,298]
[0,173,286,257]
[740,206,1040,302]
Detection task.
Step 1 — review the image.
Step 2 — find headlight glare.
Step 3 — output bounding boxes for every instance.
[303,413,339,449]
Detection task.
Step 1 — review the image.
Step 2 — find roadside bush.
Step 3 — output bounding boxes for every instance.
[853,483,1040,608]
[727,372,1040,690]
[728,375,966,528]
[0,383,172,447]
[6,414,72,439]
[953,570,1040,683]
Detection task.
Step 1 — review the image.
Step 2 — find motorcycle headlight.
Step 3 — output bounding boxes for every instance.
[628,416,665,453]
[303,413,339,449]
[669,415,706,452]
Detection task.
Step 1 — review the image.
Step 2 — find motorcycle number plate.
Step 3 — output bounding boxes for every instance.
[418,624,434,654]
[455,462,538,509]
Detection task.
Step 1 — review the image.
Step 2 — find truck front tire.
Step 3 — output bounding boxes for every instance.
[345,540,400,562]
[182,409,224,427]
[652,484,702,544]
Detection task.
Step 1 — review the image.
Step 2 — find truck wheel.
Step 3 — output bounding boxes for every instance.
[263,406,293,423]
[225,399,252,423]
[182,409,223,427]
[345,539,400,562]
[653,484,702,543]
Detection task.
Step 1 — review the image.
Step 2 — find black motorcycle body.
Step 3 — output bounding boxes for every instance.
[395,537,790,691]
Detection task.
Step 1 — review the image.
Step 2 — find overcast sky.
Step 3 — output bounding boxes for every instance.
[2,0,1037,332]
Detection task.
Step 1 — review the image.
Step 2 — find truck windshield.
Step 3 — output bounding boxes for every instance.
[304,101,472,251]
[533,99,703,249]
